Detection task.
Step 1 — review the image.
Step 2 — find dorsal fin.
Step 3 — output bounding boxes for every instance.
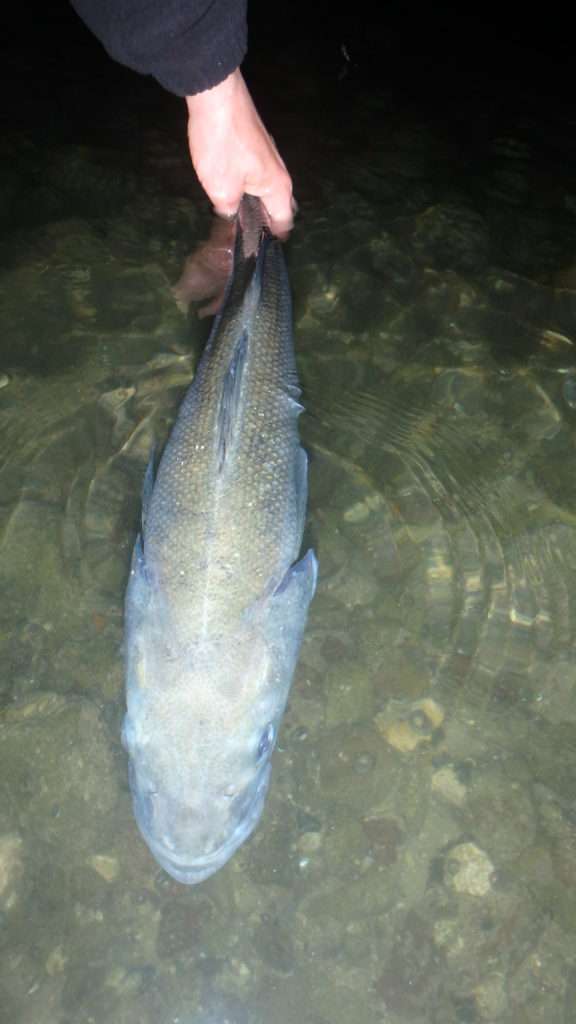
[141,447,156,528]
[216,330,248,472]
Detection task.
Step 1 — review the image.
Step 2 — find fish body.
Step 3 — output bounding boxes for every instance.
[123,195,317,884]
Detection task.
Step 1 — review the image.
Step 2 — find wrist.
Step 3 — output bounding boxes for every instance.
[186,68,243,120]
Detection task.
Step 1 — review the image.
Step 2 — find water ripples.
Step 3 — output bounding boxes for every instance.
[306,357,576,712]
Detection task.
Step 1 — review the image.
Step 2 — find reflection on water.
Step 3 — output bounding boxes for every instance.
[2,38,576,1024]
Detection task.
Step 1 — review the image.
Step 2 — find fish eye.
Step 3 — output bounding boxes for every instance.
[257,723,275,762]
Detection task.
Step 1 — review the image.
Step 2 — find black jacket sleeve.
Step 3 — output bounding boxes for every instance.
[70,0,247,97]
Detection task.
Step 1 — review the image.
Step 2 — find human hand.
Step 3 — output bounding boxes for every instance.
[186,68,295,238]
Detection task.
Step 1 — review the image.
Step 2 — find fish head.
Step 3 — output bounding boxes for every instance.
[122,628,290,885]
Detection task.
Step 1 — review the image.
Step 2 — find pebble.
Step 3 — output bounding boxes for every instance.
[446,841,494,896]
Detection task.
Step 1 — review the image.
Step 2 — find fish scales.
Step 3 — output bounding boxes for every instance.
[122,194,317,884]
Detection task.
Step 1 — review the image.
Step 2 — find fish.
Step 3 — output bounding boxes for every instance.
[122,194,317,884]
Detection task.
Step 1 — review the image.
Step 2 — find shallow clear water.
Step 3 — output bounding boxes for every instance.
[1,20,576,1024]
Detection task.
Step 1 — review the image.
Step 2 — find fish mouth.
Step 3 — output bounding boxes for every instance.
[133,766,271,885]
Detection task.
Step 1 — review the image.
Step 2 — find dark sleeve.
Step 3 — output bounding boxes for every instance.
[70,0,247,96]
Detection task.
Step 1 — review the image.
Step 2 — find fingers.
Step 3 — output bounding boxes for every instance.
[257,186,297,239]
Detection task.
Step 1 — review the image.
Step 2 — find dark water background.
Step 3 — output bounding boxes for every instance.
[1,7,575,1024]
